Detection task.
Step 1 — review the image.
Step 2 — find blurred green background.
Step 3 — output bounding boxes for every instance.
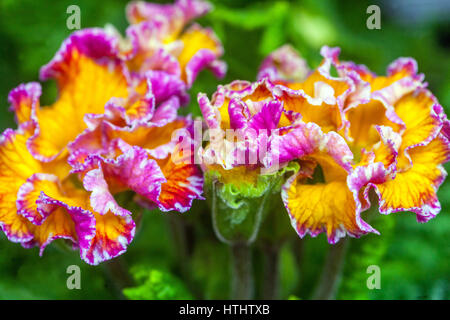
[0,0,449,299]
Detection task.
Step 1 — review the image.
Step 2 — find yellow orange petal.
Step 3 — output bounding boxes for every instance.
[283,178,365,243]
[0,125,41,241]
[394,90,443,168]
[375,135,449,221]
[30,32,130,161]
[178,24,222,83]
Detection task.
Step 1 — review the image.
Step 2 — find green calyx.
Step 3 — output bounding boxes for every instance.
[204,162,300,244]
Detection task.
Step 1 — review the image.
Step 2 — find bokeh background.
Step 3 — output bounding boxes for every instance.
[0,0,449,299]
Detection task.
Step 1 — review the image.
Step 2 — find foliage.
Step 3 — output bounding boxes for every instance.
[123,267,193,300]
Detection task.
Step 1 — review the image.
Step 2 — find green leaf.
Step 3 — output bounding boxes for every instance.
[123,267,193,300]
[338,211,395,299]
[259,17,286,56]
[209,3,285,30]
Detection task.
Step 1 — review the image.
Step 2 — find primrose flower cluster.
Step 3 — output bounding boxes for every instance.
[1,0,448,267]
[199,45,450,244]
[0,0,224,265]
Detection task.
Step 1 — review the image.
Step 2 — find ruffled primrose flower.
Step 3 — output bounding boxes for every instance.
[0,0,224,265]
[199,44,449,244]
[197,77,304,242]
[1,31,135,264]
[67,69,204,213]
[107,0,226,87]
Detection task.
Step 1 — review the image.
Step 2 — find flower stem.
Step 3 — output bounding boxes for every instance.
[103,257,134,299]
[231,242,253,300]
[292,238,305,294]
[167,213,202,298]
[262,243,281,300]
[293,238,305,271]
[312,238,349,300]
[167,214,190,273]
